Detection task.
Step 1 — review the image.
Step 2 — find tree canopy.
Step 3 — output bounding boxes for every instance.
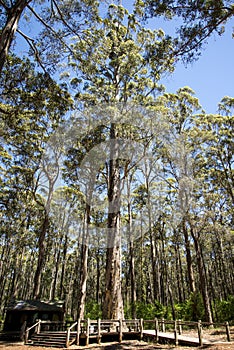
[139,0,234,61]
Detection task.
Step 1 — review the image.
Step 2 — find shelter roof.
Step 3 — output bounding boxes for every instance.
[6,300,65,312]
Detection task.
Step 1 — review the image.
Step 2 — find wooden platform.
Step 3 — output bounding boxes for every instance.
[143,329,212,346]
[24,318,232,348]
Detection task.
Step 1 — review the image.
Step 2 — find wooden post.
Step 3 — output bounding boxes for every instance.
[198,320,203,346]
[20,321,27,341]
[119,319,123,343]
[178,319,182,335]
[161,318,165,333]
[24,329,29,344]
[66,327,70,348]
[174,320,178,346]
[86,318,90,346]
[139,318,143,340]
[76,318,81,345]
[97,318,101,344]
[154,318,159,342]
[225,322,231,342]
[36,320,41,334]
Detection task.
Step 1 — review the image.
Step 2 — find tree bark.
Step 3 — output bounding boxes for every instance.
[128,207,137,318]
[59,234,68,300]
[77,204,90,320]
[190,226,213,323]
[96,248,101,304]
[103,123,124,320]
[126,174,137,318]
[33,212,49,299]
[0,0,31,73]
[182,220,196,293]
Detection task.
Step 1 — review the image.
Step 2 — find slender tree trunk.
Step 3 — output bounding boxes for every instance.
[10,247,25,299]
[149,226,158,301]
[33,213,49,299]
[190,226,213,323]
[175,242,184,303]
[0,242,11,302]
[145,173,158,301]
[71,249,80,320]
[178,243,186,301]
[182,220,196,293]
[0,0,31,73]
[59,234,68,300]
[168,284,176,320]
[50,249,60,300]
[126,175,136,318]
[138,212,145,302]
[96,249,101,304]
[128,213,137,318]
[77,204,90,320]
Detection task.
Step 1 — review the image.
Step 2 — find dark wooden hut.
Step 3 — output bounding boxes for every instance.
[3,300,65,332]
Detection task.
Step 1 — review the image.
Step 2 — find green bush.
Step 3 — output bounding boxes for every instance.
[173,303,187,320]
[215,295,234,322]
[135,301,166,320]
[85,301,102,319]
[183,292,205,321]
[170,293,205,321]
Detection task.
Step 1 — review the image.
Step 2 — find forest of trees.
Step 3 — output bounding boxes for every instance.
[0,0,234,325]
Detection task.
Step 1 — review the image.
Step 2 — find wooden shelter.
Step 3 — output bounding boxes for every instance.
[3,300,65,332]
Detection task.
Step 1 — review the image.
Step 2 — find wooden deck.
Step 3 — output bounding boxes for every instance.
[143,329,212,346]
[24,318,232,348]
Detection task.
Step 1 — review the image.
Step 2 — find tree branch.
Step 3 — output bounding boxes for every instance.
[51,0,82,40]
[0,0,9,10]
[174,9,234,60]
[27,4,77,56]
[16,29,48,73]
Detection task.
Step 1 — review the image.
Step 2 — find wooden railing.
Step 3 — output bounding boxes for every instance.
[76,318,123,345]
[143,318,232,346]
[66,321,77,348]
[24,318,232,347]
[24,320,41,344]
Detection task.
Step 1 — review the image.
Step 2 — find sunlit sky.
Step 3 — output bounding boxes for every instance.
[160,20,234,114]
[122,0,234,114]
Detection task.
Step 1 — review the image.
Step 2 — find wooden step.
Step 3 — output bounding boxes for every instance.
[30,331,76,348]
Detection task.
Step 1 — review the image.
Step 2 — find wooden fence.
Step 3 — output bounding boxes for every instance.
[24,317,232,347]
[143,318,232,346]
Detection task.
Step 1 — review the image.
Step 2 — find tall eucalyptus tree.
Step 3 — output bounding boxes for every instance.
[63,3,174,319]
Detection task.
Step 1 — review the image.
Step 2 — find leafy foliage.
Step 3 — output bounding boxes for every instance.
[215,296,234,322]
[135,301,166,319]
[85,301,102,319]
[138,0,234,61]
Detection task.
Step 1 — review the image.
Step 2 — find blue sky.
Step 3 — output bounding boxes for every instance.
[121,0,234,114]
[159,20,234,114]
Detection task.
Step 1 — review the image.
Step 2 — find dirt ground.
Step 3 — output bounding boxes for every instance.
[0,340,234,350]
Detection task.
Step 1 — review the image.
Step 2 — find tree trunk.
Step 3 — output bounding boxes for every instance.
[96,249,101,304]
[50,249,60,300]
[103,123,124,320]
[59,234,68,300]
[33,212,49,299]
[77,204,90,320]
[190,226,213,323]
[182,220,196,293]
[126,175,136,318]
[0,0,31,73]
[145,172,158,302]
